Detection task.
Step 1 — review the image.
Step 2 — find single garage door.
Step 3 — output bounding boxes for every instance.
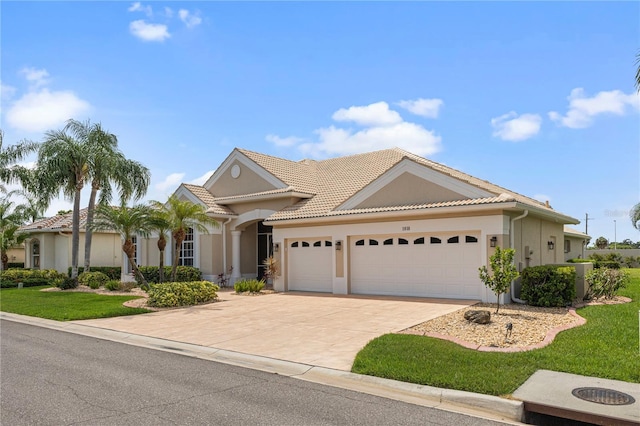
[350,234,482,299]
[288,239,333,292]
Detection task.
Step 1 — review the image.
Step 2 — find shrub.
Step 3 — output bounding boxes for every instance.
[234,278,265,293]
[57,277,78,290]
[585,268,629,300]
[78,271,110,289]
[147,281,219,308]
[105,280,137,292]
[1,269,66,287]
[566,258,592,264]
[136,266,202,284]
[593,261,621,269]
[623,256,640,268]
[588,253,604,262]
[68,266,121,280]
[520,265,576,307]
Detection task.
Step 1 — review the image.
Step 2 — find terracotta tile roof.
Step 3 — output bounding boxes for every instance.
[19,208,108,232]
[564,226,590,238]
[181,184,236,215]
[237,148,318,194]
[213,187,315,203]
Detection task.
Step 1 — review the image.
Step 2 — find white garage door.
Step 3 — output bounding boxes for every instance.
[288,239,333,292]
[350,234,482,299]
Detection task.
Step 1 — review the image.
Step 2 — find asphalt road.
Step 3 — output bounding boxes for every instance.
[1,320,509,426]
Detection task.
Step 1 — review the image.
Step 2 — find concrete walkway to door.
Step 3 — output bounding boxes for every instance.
[78,291,476,371]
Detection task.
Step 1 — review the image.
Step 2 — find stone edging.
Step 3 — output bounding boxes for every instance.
[421,308,586,353]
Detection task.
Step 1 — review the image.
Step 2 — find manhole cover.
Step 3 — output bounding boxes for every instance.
[572,387,635,405]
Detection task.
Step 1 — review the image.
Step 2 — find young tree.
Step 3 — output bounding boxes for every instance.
[595,236,609,249]
[152,196,219,282]
[478,247,519,314]
[631,202,640,231]
[63,120,150,273]
[90,203,155,289]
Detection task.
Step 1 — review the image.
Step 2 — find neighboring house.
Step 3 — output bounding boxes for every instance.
[563,226,590,261]
[7,245,25,266]
[138,147,581,303]
[19,208,124,274]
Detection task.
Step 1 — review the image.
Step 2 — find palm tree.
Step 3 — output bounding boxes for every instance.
[63,119,150,272]
[90,203,155,289]
[0,130,39,192]
[148,207,171,283]
[631,202,640,231]
[152,196,219,282]
[14,192,47,223]
[636,51,640,92]
[35,128,92,280]
[0,195,26,271]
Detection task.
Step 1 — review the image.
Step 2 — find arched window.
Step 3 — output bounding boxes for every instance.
[302,241,310,247]
[383,238,393,245]
[369,239,379,246]
[313,241,322,247]
[414,237,425,245]
[31,239,40,269]
[465,236,478,243]
[291,242,299,248]
[430,237,441,244]
[355,239,365,246]
[398,238,409,245]
[447,236,459,244]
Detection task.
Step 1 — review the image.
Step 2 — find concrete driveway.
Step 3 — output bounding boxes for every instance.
[78,291,476,371]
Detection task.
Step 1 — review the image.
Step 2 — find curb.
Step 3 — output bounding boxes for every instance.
[0,312,524,424]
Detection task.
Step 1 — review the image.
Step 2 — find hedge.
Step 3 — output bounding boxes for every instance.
[147,281,219,307]
[0,269,67,288]
[136,266,202,284]
[520,265,576,307]
[68,266,121,280]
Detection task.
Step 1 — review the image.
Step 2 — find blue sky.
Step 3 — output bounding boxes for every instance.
[1,1,639,243]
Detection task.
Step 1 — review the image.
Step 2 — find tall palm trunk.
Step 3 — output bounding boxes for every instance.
[124,238,148,289]
[171,228,185,282]
[1,250,8,270]
[83,183,99,272]
[71,187,82,279]
[157,234,166,283]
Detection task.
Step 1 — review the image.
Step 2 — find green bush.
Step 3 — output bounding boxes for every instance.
[585,268,629,299]
[566,258,592,263]
[68,266,121,280]
[234,278,265,293]
[1,269,66,288]
[105,280,137,292]
[136,266,202,284]
[57,277,78,290]
[588,253,604,261]
[594,261,621,269]
[78,271,110,289]
[521,265,576,307]
[147,281,219,308]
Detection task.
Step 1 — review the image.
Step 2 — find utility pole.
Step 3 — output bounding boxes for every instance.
[585,213,593,235]
[614,220,617,250]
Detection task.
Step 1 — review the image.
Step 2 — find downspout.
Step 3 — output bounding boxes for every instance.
[510,210,528,304]
[222,218,232,274]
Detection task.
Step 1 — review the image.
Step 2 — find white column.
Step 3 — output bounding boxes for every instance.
[231,230,242,283]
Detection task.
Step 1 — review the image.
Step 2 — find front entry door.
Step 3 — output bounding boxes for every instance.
[257,222,273,280]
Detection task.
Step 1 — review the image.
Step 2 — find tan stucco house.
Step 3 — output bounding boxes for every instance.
[134,147,580,303]
[19,208,124,273]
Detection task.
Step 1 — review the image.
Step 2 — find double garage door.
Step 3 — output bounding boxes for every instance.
[287,234,482,299]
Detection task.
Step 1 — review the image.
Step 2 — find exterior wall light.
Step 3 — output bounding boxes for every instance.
[335,240,342,250]
[490,236,498,247]
[273,243,280,253]
[547,240,555,250]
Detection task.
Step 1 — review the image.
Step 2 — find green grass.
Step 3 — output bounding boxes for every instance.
[352,269,640,396]
[0,286,151,321]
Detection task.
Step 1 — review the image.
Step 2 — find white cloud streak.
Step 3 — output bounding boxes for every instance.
[155,172,185,193]
[265,134,303,147]
[129,20,171,42]
[189,170,214,186]
[179,9,202,29]
[128,2,153,17]
[491,111,542,142]
[332,101,402,127]
[549,88,640,129]
[20,67,50,88]
[396,98,443,118]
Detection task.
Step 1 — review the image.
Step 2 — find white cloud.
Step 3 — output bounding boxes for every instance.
[189,170,214,186]
[268,101,442,158]
[332,101,402,127]
[128,2,153,16]
[178,9,202,29]
[1,81,16,100]
[265,134,303,147]
[20,67,50,88]
[164,7,174,18]
[396,98,443,118]
[129,20,170,42]
[491,111,542,142]
[549,88,640,129]
[155,172,185,193]
[6,89,91,133]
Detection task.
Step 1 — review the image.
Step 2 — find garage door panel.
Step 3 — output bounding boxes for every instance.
[350,234,482,299]
[288,239,332,292]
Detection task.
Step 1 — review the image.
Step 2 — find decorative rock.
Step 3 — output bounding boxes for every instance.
[464,310,491,324]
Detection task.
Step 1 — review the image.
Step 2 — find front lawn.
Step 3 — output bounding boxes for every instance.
[352,269,640,396]
[0,286,151,321]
